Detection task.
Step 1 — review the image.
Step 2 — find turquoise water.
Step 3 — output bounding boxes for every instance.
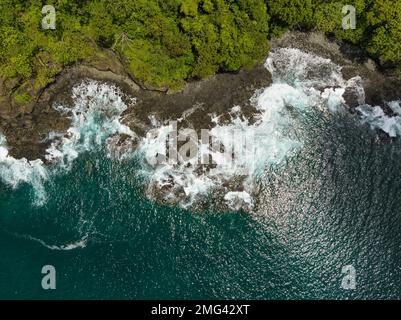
[1,112,401,299]
[1,49,401,299]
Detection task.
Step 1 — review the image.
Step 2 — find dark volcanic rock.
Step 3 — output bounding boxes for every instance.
[271,32,401,114]
[1,31,400,161]
[0,60,271,161]
[125,64,271,132]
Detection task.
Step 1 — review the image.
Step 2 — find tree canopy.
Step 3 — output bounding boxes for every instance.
[0,0,400,103]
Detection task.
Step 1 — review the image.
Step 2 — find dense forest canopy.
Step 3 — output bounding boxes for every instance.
[0,0,400,104]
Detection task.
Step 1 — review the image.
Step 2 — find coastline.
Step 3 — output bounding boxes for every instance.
[271,32,401,111]
[0,31,400,161]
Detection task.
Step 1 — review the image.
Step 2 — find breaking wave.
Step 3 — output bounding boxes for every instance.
[0,80,136,206]
[1,49,399,212]
[357,101,401,137]
[0,135,48,206]
[46,80,136,167]
[137,48,367,209]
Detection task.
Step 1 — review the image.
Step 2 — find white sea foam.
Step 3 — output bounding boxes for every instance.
[138,84,307,209]
[389,101,401,115]
[0,80,136,206]
[224,191,254,210]
[0,135,48,205]
[139,48,361,209]
[46,80,136,168]
[7,231,88,250]
[357,101,401,137]
[137,48,400,210]
[266,48,367,113]
[265,48,345,89]
[268,49,401,138]
[1,49,398,212]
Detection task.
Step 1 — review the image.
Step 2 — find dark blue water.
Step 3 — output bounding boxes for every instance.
[1,109,401,299]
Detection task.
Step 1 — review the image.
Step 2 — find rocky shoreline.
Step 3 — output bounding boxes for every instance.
[272,32,401,112]
[0,31,400,161]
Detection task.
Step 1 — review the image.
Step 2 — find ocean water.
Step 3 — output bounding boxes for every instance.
[0,49,401,299]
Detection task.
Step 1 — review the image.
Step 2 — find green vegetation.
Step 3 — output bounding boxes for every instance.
[268,0,401,71]
[13,92,32,104]
[0,0,400,103]
[0,0,269,92]
[314,0,401,71]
